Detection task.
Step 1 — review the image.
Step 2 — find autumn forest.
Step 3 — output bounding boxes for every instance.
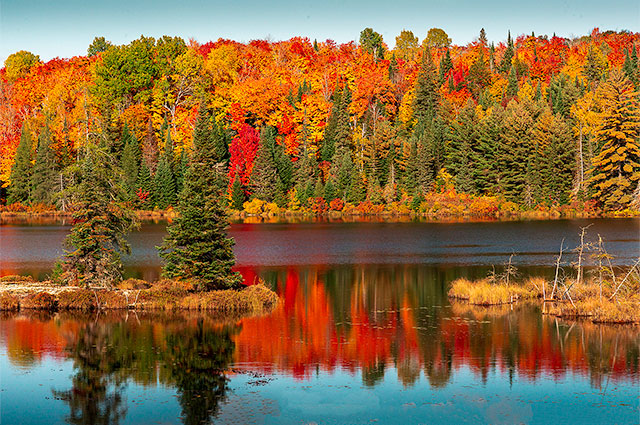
[1,27,639,216]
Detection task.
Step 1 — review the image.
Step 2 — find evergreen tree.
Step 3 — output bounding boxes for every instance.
[542,113,575,204]
[506,65,519,98]
[31,123,59,205]
[61,141,136,288]
[438,48,453,84]
[153,130,177,208]
[313,177,324,199]
[413,48,439,122]
[120,125,140,202]
[7,123,34,205]
[251,127,279,201]
[498,100,534,205]
[136,162,153,209]
[588,70,640,210]
[153,157,176,209]
[159,113,243,291]
[467,49,491,99]
[347,171,366,204]
[174,150,188,195]
[448,100,479,194]
[324,177,337,201]
[230,177,246,210]
[499,31,514,73]
[622,48,639,86]
[476,107,502,194]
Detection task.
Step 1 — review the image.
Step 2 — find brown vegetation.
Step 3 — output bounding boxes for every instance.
[0,278,279,317]
[448,277,541,305]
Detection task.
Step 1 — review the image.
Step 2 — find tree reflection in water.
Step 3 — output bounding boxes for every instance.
[51,313,238,425]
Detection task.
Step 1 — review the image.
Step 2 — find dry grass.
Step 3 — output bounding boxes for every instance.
[116,278,151,290]
[0,275,35,284]
[544,277,640,324]
[448,278,540,305]
[21,292,57,309]
[0,294,20,311]
[0,277,278,317]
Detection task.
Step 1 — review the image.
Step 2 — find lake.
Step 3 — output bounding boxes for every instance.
[1,218,639,424]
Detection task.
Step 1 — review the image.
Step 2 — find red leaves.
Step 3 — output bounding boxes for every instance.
[229,123,260,190]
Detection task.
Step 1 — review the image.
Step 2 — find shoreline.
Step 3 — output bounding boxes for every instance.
[0,277,279,318]
[1,208,637,225]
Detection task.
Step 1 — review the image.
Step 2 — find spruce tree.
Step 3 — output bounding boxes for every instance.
[499,31,514,73]
[251,127,279,201]
[153,157,176,209]
[498,100,534,204]
[476,107,502,194]
[413,48,439,122]
[159,116,242,291]
[136,162,153,209]
[230,177,246,210]
[506,65,519,98]
[347,171,366,204]
[448,100,479,194]
[153,130,177,208]
[588,70,640,210]
[7,123,34,205]
[120,125,140,202]
[438,48,453,84]
[61,141,136,288]
[31,124,59,205]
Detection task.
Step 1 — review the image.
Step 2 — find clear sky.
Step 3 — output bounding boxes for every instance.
[1,0,638,63]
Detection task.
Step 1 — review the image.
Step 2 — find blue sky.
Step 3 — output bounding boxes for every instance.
[1,0,638,63]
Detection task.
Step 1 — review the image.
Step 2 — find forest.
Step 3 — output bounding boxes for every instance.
[1,27,639,216]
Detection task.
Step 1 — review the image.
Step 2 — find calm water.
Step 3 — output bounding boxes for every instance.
[1,219,639,424]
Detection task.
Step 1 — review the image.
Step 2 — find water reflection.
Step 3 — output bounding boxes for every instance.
[0,265,638,424]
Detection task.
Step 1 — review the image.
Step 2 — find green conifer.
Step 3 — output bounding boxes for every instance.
[31,124,59,205]
[7,123,34,205]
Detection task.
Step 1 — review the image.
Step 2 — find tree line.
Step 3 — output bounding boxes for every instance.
[1,28,639,213]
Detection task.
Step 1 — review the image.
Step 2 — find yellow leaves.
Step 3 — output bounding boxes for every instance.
[204,44,240,88]
[398,87,415,125]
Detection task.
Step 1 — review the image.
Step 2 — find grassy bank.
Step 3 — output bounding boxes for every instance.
[448,272,640,324]
[0,276,278,316]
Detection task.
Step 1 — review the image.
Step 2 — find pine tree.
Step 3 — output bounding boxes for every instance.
[31,123,59,205]
[506,65,519,98]
[153,157,176,209]
[230,177,246,210]
[153,130,177,208]
[499,31,514,74]
[324,177,337,201]
[588,70,640,210]
[448,100,479,193]
[120,125,140,202]
[136,162,153,209]
[251,126,279,201]
[159,114,243,291]
[347,171,366,204]
[438,48,453,84]
[476,107,502,194]
[622,48,639,86]
[413,48,439,122]
[7,123,34,205]
[543,113,575,205]
[61,141,136,288]
[498,100,535,204]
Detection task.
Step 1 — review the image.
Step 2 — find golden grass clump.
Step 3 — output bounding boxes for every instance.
[57,289,127,310]
[448,278,539,305]
[21,292,56,310]
[0,294,20,311]
[545,278,640,324]
[116,278,151,290]
[0,275,35,285]
[179,283,279,312]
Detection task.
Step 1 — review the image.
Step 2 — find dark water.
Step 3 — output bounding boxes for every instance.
[1,219,639,424]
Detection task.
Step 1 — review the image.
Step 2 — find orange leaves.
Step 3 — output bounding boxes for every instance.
[229,123,259,189]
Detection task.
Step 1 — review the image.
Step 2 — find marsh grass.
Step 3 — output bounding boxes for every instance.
[0,278,278,316]
[448,277,541,305]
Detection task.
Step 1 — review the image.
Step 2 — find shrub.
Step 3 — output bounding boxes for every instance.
[0,275,35,284]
